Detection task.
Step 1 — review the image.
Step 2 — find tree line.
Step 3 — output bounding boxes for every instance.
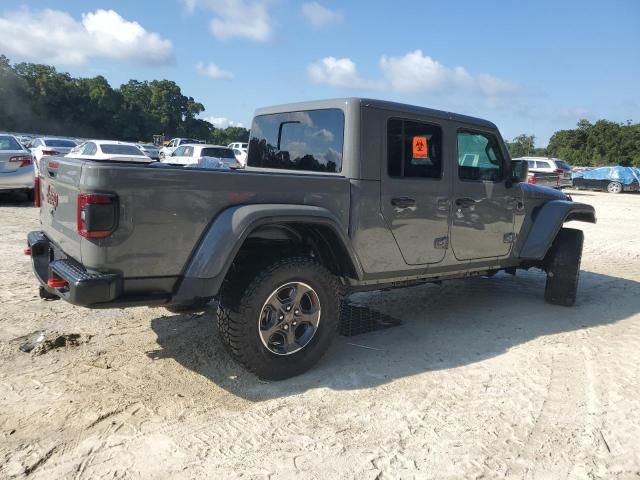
[507,119,640,166]
[2,55,637,164]
[0,55,249,145]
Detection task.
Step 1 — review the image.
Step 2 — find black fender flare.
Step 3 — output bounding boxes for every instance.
[519,200,596,260]
[172,204,363,303]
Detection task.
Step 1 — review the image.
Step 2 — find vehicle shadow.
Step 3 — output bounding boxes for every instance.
[147,268,640,401]
[0,190,32,207]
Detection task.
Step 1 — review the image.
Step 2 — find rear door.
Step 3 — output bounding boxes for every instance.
[449,129,516,260]
[380,116,450,265]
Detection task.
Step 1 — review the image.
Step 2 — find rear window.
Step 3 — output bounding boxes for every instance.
[248,109,344,173]
[0,136,23,150]
[201,147,235,159]
[100,144,143,155]
[45,139,76,148]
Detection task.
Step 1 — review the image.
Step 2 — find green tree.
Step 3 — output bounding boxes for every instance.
[507,134,537,158]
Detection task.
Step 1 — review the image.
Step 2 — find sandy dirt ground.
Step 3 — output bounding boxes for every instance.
[1,190,639,479]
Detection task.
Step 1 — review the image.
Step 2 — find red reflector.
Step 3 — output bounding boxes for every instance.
[24,248,32,256]
[42,150,59,156]
[48,160,60,169]
[47,277,68,289]
[527,175,536,184]
[34,176,41,207]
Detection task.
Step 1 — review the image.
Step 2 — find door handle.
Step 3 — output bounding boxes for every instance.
[391,196,416,209]
[455,197,476,208]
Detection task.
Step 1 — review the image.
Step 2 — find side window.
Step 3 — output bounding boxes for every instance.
[248,109,344,173]
[387,118,443,179]
[457,130,505,182]
[183,146,194,157]
[527,160,535,169]
[84,143,97,155]
[538,161,551,169]
[173,146,185,156]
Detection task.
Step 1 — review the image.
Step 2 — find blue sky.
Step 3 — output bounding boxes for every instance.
[0,0,638,145]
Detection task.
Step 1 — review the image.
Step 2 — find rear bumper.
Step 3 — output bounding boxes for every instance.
[27,231,122,306]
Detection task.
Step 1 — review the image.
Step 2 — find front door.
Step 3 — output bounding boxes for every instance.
[381,117,450,265]
[449,129,516,260]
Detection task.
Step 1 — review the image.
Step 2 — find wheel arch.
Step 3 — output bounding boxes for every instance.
[172,204,363,304]
[519,200,596,261]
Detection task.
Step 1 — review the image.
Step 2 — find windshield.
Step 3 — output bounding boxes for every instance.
[0,136,23,150]
[201,147,236,159]
[101,144,144,155]
[44,139,77,148]
[555,160,571,170]
[140,144,156,149]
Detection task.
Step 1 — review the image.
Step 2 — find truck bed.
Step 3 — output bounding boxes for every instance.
[36,157,350,301]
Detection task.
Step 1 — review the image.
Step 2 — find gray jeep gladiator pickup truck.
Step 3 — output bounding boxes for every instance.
[27,98,596,379]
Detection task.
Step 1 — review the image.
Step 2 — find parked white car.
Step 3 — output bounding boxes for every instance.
[161,144,240,168]
[30,137,77,174]
[514,156,573,188]
[0,134,34,198]
[227,142,248,152]
[66,141,150,162]
[159,138,204,159]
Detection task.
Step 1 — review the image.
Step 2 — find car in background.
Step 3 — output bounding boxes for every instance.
[515,156,572,188]
[228,142,248,152]
[160,144,240,168]
[30,137,77,174]
[0,134,34,199]
[572,166,640,194]
[526,171,560,189]
[160,138,204,159]
[66,141,151,162]
[137,143,160,160]
[232,148,247,167]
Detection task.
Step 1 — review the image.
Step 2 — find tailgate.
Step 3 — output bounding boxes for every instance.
[39,156,83,261]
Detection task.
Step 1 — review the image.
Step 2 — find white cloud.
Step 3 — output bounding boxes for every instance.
[196,61,234,80]
[203,116,245,128]
[0,8,173,66]
[182,0,272,42]
[301,2,342,29]
[308,57,381,89]
[308,50,518,98]
[379,50,517,96]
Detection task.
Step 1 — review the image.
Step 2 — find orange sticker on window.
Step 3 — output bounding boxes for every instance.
[413,136,428,158]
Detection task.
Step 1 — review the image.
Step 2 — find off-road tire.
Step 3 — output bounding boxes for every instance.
[216,256,341,380]
[544,228,584,306]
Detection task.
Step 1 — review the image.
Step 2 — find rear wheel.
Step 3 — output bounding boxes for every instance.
[544,228,584,306]
[606,181,622,194]
[217,256,341,380]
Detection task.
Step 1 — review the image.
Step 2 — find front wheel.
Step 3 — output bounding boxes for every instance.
[217,257,341,380]
[544,228,584,306]
[606,181,622,194]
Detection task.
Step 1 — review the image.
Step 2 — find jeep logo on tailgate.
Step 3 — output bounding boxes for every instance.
[46,185,59,209]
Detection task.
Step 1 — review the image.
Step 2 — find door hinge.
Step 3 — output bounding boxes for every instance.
[434,236,449,249]
[503,233,517,243]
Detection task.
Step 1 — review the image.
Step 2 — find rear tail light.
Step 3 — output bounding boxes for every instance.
[34,176,41,207]
[24,248,32,256]
[527,175,536,184]
[42,149,60,156]
[47,275,68,289]
[9,155,33,168]
[77,193,118,239]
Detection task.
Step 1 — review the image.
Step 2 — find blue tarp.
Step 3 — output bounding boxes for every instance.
[572,166,640,185]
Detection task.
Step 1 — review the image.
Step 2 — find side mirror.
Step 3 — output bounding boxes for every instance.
[510,159,528,183]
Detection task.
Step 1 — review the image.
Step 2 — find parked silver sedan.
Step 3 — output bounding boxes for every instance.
[0,134,34,198]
